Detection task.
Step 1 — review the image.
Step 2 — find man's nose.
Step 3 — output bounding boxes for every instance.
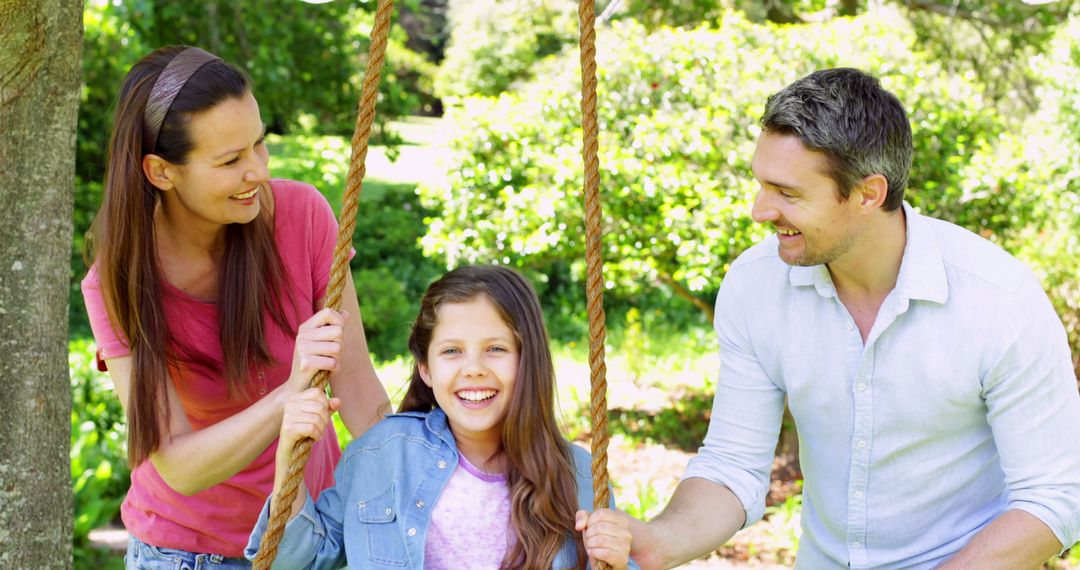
[750,189,777,224]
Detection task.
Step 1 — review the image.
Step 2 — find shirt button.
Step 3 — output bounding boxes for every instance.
[384,507,392,516]
[854,491,864,499]
[416,500,424,509]
[852,540,862,548]
[846,322,854,331]
[857,440,867,449]
[407,528,417,537]
[437,460,447,469]
[857,383,867,391]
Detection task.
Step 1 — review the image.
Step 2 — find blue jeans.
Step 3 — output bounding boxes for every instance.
[125,535,251,570]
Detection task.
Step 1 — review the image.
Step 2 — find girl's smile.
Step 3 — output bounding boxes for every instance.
[419,295,519,467]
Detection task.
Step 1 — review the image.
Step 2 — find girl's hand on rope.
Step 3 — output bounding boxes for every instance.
[286,307,347,393]
[276,388,341,465]
[271,388,341,520]
[576,508,633,570]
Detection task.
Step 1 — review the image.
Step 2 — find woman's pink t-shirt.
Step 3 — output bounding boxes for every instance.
[81,179,344,556]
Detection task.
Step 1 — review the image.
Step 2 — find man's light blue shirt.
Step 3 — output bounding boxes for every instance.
[684,203,1080,569]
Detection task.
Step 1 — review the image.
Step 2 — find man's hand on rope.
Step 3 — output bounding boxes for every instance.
[286,307,347,393]
[576,508,633,569]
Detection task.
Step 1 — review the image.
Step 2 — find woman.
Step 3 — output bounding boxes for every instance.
[81,45,389,568]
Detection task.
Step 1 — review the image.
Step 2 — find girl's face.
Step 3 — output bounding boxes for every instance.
[419,295,519,460]
[156,91,270,232]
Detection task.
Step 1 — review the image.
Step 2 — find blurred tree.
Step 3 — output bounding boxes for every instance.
[0,0,80,566]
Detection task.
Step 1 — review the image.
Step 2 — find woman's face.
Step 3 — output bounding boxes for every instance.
[159,91,270,230]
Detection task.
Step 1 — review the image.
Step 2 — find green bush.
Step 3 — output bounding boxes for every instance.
[421,7,1035,320]
[70,339,129,556]
[1017,15,1080,377]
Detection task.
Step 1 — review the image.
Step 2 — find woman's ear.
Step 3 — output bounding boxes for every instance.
[142,154,175,192]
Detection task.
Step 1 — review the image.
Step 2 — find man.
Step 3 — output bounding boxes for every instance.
[625,68,1080,569]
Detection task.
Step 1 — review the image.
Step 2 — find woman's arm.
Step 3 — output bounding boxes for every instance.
[105,308,348,495]
[325,270,391,437]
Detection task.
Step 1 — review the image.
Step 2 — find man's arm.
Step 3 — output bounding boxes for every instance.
[627,478,746,570]
[966,279,1080,566]
[938,510,1062,570]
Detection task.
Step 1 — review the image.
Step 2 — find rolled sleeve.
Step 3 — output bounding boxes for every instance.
[682,276,786,528]
[982,281,1080,549]
[245,494,328,569]
[246,480,351,570]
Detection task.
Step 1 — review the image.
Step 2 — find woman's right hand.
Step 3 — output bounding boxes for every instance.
[286,307,346,393]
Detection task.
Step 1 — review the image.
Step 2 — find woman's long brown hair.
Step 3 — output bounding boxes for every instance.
[399,265,586,570]
[87,46,294,467]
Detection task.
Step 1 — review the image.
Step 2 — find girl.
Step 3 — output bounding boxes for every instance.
[246,265,634,569]
[82,45,389,568]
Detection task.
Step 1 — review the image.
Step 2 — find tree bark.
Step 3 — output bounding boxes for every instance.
[0,1,82,567]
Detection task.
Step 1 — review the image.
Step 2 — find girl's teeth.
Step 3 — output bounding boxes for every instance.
[458,389,496,402]
[232,188,258,199]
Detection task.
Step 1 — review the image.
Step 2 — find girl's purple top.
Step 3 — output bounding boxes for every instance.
[424,454,514,569]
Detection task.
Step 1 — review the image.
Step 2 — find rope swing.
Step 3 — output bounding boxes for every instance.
[254,0,610,566]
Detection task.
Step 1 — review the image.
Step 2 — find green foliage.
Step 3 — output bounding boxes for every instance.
[422,7,1032,317]
[1016,15,1080,376]
[434,0,578,99]
[70,339,129,554]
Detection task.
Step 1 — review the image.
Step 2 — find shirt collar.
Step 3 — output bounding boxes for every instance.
[787,202,948,304]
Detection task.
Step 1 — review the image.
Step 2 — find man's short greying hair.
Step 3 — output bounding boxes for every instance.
[761,68,912,212]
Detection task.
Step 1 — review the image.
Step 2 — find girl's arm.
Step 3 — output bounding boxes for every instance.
[104,307,346,495]
[324,270,391,437]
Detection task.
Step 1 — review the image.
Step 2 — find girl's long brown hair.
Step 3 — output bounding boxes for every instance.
[400,265,586,570]
[87,46,294,467]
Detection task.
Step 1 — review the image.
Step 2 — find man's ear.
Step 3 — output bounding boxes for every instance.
[142,154,176,192]
[855,173,889,211]
[418,362,432,387]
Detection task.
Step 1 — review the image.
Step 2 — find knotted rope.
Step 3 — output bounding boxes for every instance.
[252,0,395,566]
[578,1,613,569]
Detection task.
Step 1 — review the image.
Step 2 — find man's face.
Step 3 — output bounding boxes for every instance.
[749,132,864,267]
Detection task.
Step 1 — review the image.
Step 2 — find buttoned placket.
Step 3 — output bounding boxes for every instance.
[842,290,910,569]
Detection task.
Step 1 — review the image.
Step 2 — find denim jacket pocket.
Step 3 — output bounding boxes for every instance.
[357,483,410,567]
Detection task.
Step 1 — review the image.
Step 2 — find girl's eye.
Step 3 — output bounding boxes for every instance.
[441,347,460,355]
[223,156,240,166]
[489,346,508,353]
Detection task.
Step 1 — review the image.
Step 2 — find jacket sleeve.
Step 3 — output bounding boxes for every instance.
[245,474,349,569]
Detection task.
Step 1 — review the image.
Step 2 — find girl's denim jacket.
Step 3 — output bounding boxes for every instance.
[245,408,637,569]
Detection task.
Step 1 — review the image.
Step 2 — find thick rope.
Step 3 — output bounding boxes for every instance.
[579,1,612,569]
[252,0,395,566]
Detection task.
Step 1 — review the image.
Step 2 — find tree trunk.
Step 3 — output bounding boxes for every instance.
[0,1,82,567]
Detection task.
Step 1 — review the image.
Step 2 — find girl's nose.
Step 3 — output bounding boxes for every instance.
[462,354,487,378]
